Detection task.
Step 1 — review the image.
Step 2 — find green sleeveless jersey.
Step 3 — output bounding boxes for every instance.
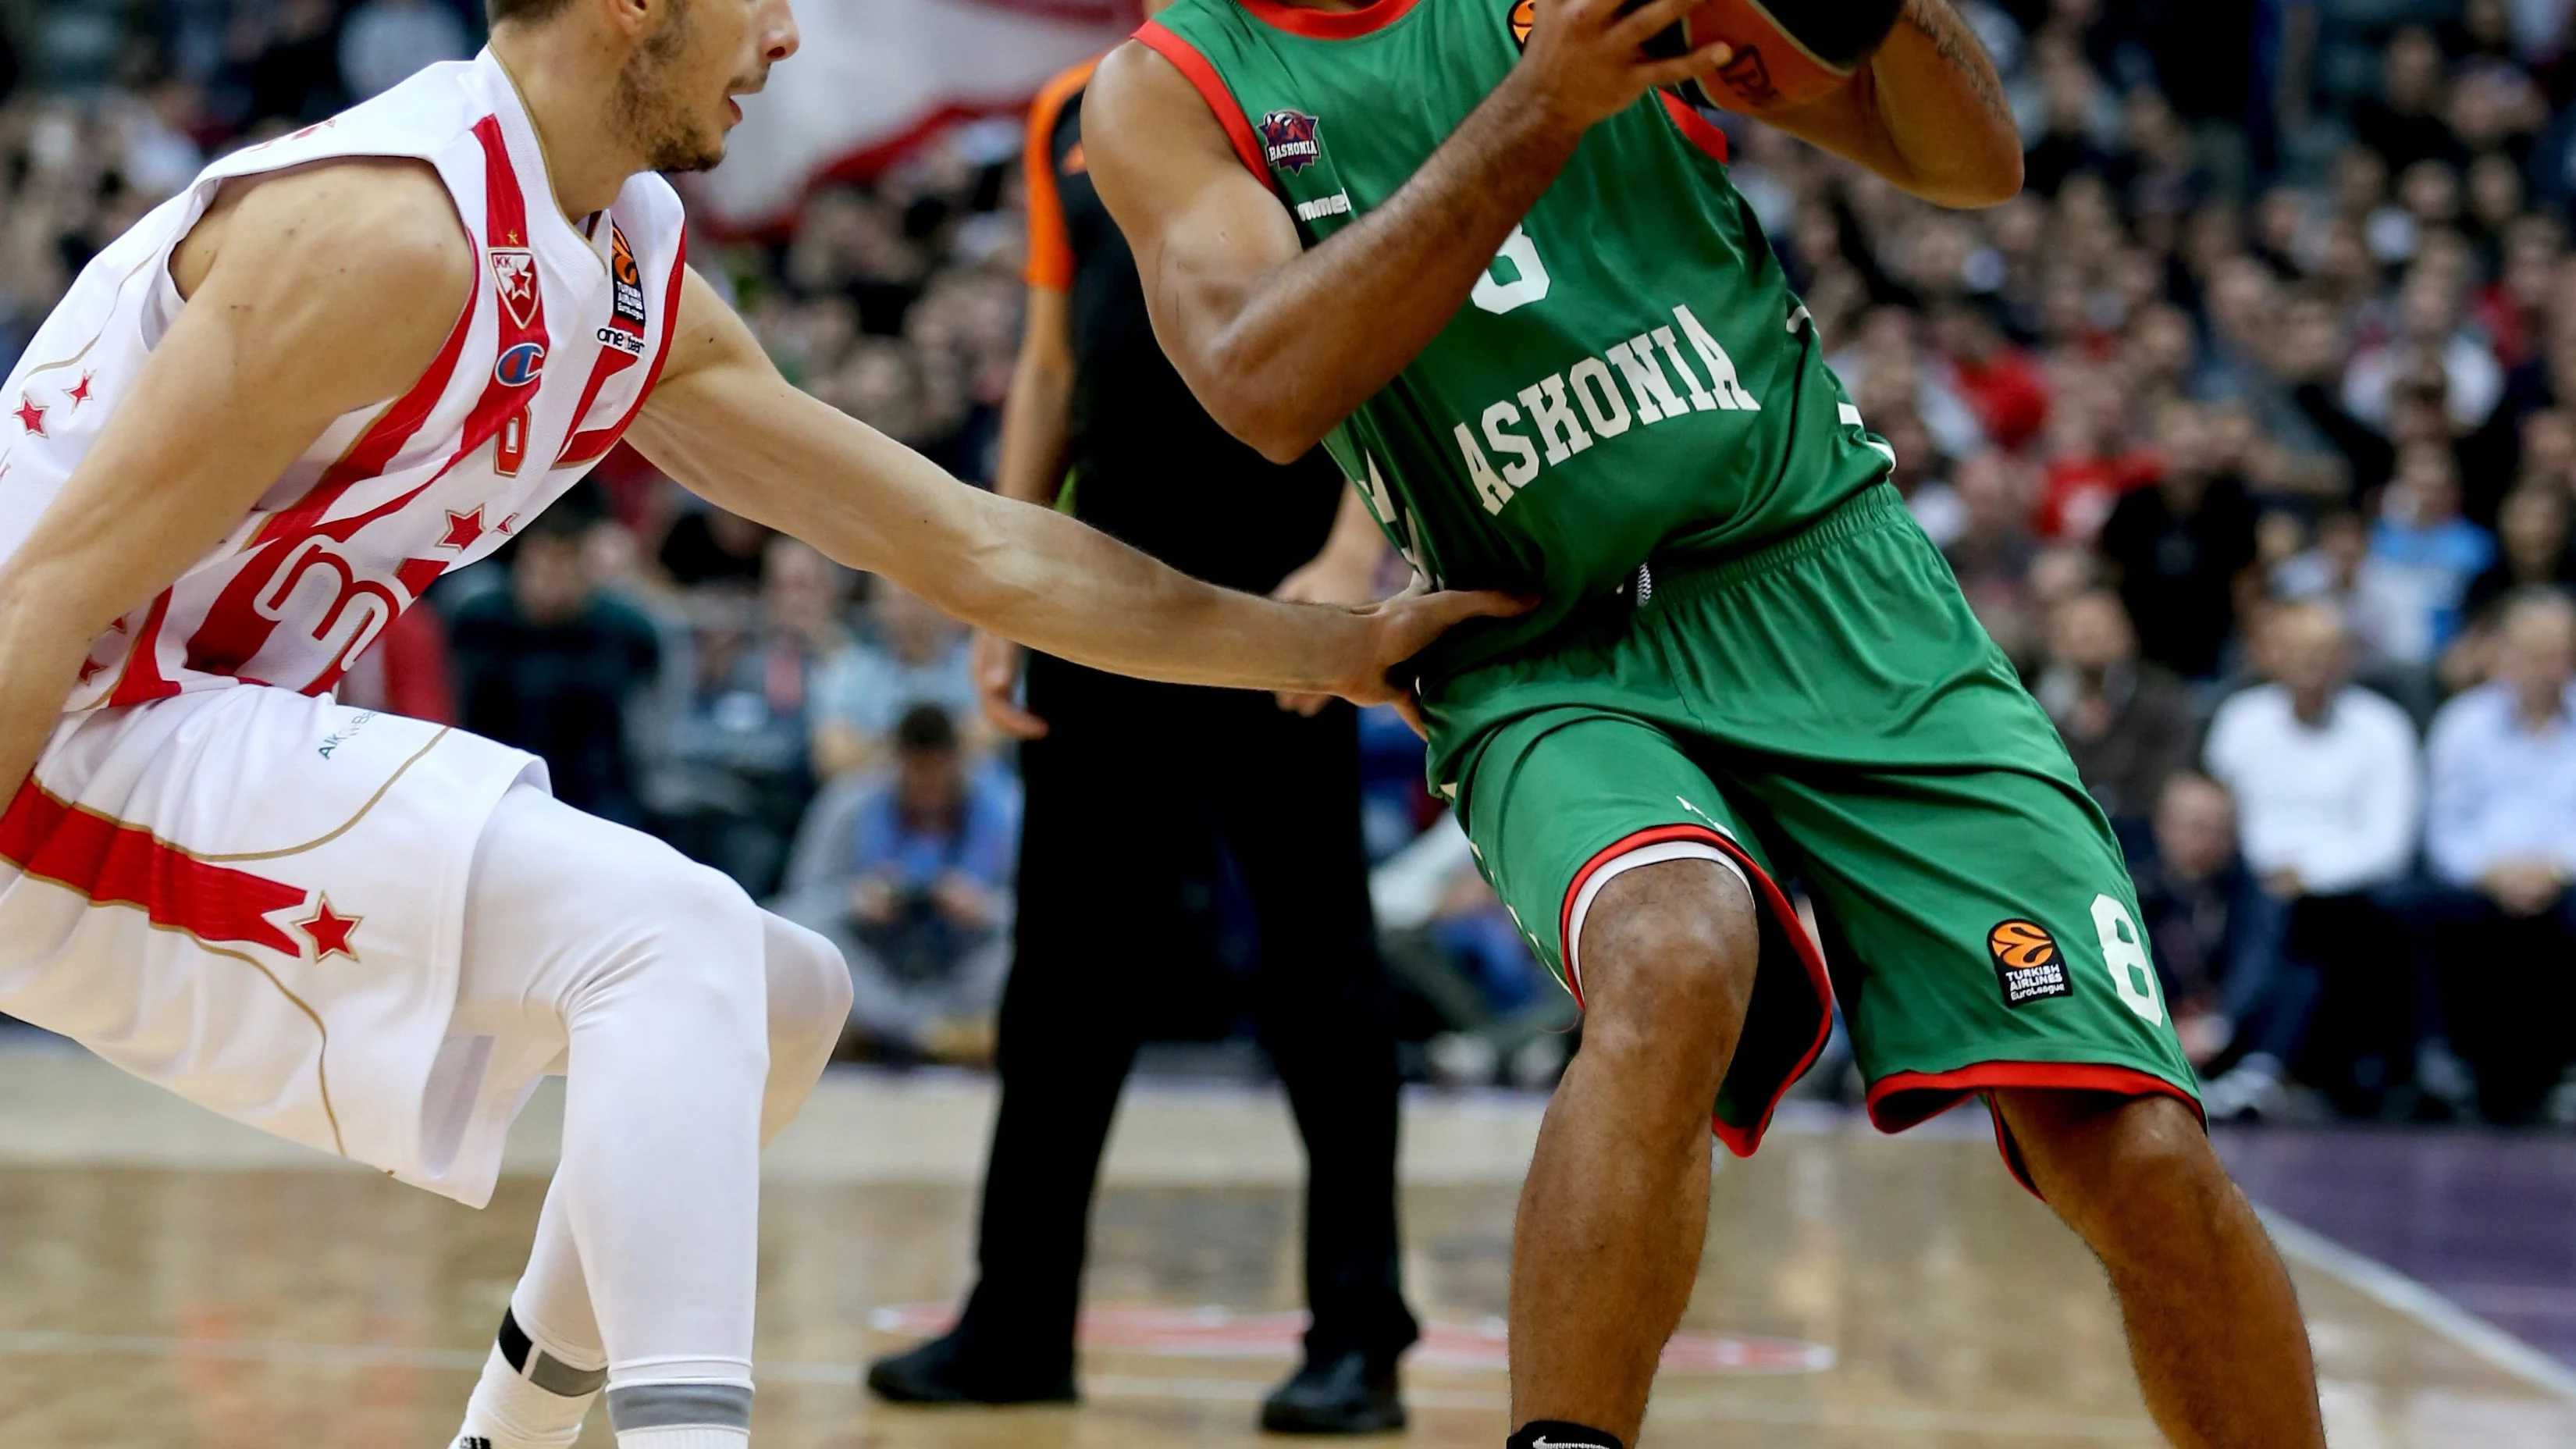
[1140,0,1894,675]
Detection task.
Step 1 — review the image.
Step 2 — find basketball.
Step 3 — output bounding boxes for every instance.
[1651,0,1910,115]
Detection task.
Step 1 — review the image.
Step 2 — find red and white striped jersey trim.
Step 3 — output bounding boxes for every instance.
[0,49,688,711]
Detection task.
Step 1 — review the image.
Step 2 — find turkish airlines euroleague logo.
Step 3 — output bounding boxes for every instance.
[1988,919,2072,1006]
[1510,0,1534,47]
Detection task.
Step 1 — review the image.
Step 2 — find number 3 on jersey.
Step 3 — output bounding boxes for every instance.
[1472,225,1550,315]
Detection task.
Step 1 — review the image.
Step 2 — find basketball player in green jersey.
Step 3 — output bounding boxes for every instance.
[1080,0,2325,1445]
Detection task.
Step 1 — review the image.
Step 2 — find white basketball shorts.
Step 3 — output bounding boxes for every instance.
[0,684,543,1205]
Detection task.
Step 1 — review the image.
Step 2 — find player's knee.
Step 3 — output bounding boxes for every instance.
[610,857,772,1041]
[2007,1093,2225,1254]
[764,916,852,1055]
[1575,861,1758,1070]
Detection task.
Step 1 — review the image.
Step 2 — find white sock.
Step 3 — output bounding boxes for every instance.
[616,1430,749,1449]
[452,1312,605,1449]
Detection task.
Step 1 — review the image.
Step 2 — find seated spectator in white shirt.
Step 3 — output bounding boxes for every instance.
[811,578,986,778]
[2204,601,2425,1113]
[2418,589,2576,1121]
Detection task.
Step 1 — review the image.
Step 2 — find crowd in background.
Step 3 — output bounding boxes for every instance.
[5,0,2576,1124]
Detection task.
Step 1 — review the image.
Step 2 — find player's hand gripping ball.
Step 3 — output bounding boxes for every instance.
[1511,0,1909,115]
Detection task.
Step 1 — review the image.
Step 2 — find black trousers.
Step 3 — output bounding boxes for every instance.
[952,653,1419,1370]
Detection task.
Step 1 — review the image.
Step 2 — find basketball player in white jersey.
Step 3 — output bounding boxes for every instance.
[0,2,1514,1445]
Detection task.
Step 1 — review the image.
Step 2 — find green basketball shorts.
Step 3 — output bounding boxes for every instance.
[1420,485,2200,1192]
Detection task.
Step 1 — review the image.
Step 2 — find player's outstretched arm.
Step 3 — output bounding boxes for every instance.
[1083,0,1728,464]
[624,270,1521,718]
[0,160,474,803]
[1759,0,2020,208]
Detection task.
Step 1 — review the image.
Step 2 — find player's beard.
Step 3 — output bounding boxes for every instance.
[612,0,724,174]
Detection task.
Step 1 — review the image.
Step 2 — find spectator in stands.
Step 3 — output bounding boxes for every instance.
[448,500,662,827]
[834,704,1017,1063]
[2275,507,2437,675]
[337,0,471,100]
[2034,588,2194,832]
[1368,817,1571,1091]
[2462,481,2576,627]
[651,572,820,895]
[811,577,981,778]
[2129,774,2320,1121]
[2421,589,2576,1120]
[2353,28,2463,176]
[242,0,347,127]
[1943,448,2040,658]
[2100,401,2261,679]
[2204,602,2424,1113]
[656,503,771,589]
[2373,441,2497,652]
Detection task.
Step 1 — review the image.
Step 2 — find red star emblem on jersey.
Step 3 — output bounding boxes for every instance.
[12,396,44,436]
[490,249,540,328]
[64,372,94,410]
[76,657,105,684]
[297,895,363,963]
[439,507,488,551]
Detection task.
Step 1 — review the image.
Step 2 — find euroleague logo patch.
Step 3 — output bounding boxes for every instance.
[1508,0,1534,48]
[1258,109,1322,174]
[1988,918,2072,1006]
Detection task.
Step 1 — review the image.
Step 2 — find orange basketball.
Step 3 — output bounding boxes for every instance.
[1654,0,1908,116]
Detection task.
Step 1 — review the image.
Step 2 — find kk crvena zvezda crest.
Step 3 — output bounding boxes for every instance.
[489,249,539,328]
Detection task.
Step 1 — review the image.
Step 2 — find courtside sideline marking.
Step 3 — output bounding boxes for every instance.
[0,1331,2156,1438]
[2261,1209,2576,1401]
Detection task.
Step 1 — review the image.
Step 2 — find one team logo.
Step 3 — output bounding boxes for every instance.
[489,247,541,329]
[494,341,547,387]
[1988,918,2072,1007]
[1258,109,1322,174]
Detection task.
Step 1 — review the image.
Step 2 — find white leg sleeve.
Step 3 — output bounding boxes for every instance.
[453,785,849,1438]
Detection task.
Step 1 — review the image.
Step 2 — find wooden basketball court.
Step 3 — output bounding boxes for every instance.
[1,1047,2570,1447]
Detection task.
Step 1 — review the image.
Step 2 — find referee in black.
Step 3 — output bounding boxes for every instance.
[863,38,1420,1435]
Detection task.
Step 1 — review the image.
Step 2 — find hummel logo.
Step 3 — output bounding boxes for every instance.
[1532,1438,1612,1449]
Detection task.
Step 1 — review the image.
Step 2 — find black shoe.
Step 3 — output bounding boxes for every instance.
[865,1329,1076,1406]
[1258,1349,1405,1434]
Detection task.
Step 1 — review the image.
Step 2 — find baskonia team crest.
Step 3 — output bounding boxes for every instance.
[1508,0,1534,48]
[1988,918,2072,1006]
[1259,109,1322,174]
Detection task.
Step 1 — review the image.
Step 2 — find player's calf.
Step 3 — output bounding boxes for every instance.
[1504,860,1758,1447]
[1995,1091,2325,1449]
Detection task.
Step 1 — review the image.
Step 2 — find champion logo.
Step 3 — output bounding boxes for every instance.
[494,341,547,387]
[489,247,540,328]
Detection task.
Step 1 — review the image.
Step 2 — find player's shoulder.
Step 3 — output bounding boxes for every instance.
[181,157,473,329]
[237,158,472,288]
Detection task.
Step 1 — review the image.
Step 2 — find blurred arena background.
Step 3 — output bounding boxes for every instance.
[4,0,2576,1444]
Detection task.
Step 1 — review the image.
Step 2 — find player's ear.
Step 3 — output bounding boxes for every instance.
[596,0,658,43]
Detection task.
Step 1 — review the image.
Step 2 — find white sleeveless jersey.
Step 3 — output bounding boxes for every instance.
[0,49,687,711]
